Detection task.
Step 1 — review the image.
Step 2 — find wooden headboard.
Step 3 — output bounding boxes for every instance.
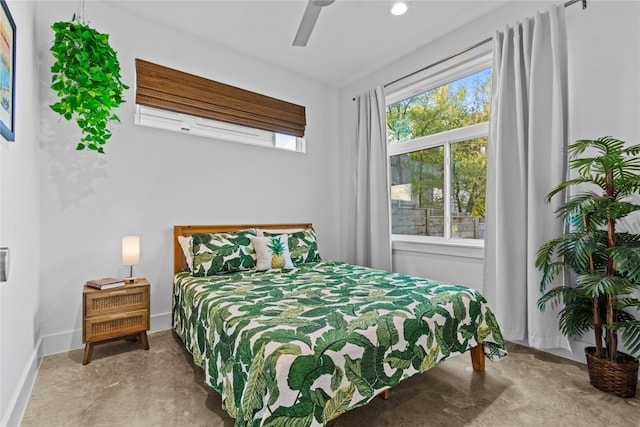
[173,223,313,274]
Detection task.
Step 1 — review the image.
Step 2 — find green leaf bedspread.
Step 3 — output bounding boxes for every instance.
[173,260,506,426]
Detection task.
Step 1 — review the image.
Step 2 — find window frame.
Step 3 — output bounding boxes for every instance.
[386,50,492,247]
[135,105,306,152]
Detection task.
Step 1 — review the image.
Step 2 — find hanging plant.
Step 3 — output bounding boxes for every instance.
[49,14,128,153]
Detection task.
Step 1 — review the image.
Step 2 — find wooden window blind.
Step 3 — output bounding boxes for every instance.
[135,59,306,137]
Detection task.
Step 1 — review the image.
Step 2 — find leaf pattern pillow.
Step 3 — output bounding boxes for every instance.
[191,229,257,276]
[177,235,194,272]
[266,227,321,264]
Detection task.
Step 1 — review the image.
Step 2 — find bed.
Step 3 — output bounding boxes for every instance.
[172,223,506,426]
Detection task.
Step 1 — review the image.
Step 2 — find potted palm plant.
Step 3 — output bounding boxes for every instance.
[536,136,640,398]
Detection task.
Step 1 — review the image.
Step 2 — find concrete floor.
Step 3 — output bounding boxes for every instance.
[21,330,640,427]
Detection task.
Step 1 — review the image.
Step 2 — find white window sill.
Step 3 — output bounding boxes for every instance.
[392,235,484,259]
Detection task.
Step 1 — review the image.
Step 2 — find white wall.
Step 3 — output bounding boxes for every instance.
[562,0,640,361]
[0,1,42,425]
[339,0,640,293]
[566,0,639,142]
[34,0,341,355]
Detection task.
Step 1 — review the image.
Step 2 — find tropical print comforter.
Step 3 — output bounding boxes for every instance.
[173,261,506,426]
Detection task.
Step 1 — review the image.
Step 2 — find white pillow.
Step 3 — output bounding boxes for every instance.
[249,235,294,271]
[177,235,194,271]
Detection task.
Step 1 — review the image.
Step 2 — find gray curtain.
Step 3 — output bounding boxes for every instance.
[354,87,392,271]
[483,5,570,350]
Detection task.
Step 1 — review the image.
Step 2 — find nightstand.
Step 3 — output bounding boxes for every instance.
[82,278,150,365]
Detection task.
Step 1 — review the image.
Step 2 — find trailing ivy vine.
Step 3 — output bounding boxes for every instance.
[50,14,128,153]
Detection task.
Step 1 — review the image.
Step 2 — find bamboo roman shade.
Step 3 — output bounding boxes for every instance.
[135,59,306,137]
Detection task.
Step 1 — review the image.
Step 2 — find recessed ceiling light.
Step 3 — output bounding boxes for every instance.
[391,1,408,16]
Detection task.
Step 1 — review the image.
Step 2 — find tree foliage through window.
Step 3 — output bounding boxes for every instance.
[387,68,491,238]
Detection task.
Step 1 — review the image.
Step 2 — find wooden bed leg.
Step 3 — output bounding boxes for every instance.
[470,344,485,372]
[382,389,390,400]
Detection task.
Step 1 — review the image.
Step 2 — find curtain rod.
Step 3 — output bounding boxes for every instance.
[354,0,586,99]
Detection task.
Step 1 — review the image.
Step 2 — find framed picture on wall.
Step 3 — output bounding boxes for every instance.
[0,0,15,141]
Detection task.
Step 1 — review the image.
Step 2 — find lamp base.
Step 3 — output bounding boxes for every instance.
[124,277,137,284]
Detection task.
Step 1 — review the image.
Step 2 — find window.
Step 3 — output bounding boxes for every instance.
[135,105,305,152]
[386,53,491,242]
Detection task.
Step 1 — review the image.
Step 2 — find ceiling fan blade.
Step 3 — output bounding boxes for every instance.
[293,2,322,47]
[293,0,335,47]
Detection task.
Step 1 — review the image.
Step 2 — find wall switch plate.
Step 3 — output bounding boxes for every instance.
[0,247,10,282]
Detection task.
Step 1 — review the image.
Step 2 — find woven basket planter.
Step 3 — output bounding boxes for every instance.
[585,347,638,398]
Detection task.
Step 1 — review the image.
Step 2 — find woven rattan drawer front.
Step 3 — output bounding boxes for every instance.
[85,286,149,317]
[84,309,150,343]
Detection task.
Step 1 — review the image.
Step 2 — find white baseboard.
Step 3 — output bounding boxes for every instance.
[149,312,172,335]
[41,311,172,356]
[4,312,172,427]
[2,337,43,427]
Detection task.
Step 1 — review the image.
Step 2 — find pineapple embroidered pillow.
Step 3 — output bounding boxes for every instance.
[249,235,294,271]
[264,227,321,264]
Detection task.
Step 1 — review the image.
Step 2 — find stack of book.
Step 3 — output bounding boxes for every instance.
[85,277,125,290]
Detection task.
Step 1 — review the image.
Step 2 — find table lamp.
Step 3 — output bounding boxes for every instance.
[122,236,140,283]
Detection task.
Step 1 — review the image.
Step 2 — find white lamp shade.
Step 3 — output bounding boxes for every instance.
[122,236,140,266]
